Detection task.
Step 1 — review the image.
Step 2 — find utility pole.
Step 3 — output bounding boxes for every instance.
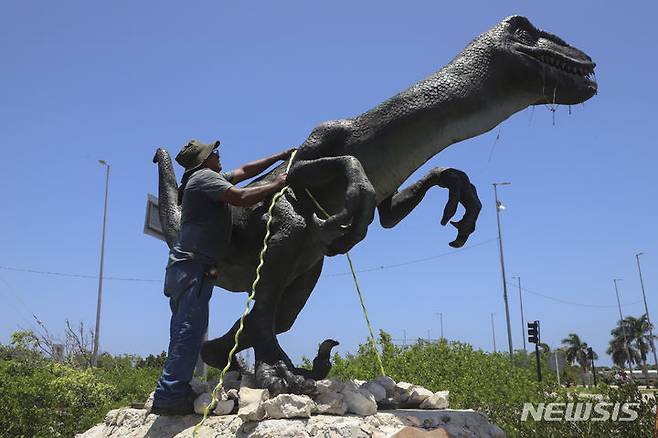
[435,312,444,339]
[512,275,526,352]
[636,253,658,383]
[493,182,514,364]
[93,160,110,367]
[614,278,634,378]
[491,313,497,353]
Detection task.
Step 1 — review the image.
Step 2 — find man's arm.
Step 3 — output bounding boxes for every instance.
[221,174,288,207]
[229,148,295,184]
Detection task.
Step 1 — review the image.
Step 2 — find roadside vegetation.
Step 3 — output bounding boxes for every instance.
[1,324,655,437]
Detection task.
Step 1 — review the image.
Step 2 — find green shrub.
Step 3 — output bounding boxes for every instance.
[0,357,160,437]
[328,331,656,438]
[0,359,115,438]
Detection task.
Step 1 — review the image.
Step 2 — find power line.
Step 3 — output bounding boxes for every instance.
[321,238,498,277]
[506,280,644,309]
[0,238,498,282]
[0,238,644,310]
[0,266,161,283]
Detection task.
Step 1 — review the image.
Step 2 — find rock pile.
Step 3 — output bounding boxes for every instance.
[187,372,451,420]
[78,374,507,437]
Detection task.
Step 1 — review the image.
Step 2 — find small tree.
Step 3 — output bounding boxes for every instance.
[561,333,597,386]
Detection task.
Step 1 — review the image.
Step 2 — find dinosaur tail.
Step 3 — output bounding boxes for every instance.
[153,148,181,249]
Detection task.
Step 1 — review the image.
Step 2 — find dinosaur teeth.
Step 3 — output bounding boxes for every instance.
[534,52,593,77]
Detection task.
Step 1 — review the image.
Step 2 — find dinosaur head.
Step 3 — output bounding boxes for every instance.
[467,15,597,106]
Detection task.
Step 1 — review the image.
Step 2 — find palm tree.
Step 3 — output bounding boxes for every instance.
[608,319,639,383]
[607,329,635,370]
[561,333,597,386]
[610,315,656,384]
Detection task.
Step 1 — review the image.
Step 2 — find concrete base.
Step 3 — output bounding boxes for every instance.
[77,407,506,438]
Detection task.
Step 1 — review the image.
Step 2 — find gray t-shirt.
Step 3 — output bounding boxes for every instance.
[168,168,234,267]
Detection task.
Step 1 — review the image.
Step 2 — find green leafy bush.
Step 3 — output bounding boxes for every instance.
[0,357,160,437]
[329,331,657,437]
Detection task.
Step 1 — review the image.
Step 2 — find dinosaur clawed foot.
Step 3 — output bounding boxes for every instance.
[254,338,340,397]
[255,360,317,397]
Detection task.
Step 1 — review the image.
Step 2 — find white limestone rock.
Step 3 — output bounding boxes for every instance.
[191,390,236,416]
[343,388,377,416]
[316,379,343,393]
[393,381,415,404]
[238,387,269,422]
[340,380,361,393]
[361,381,386,402]
[408,386,434,405]
[78,407,506,437]
[373,376,396,396]
[313,391,348,416]
[420,390,450,410]
[143,391,155,411]
[226,388,239,401]
[190,378,208,395]
[262,394,313,419]
[214,399,235,416]
[193,393,213,415]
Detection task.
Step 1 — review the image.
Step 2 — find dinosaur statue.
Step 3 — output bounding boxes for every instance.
[153,15,597,395]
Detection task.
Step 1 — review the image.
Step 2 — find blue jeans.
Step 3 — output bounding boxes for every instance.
[153,261,214,407]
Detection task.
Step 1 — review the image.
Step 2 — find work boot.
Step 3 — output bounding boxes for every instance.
[150,392,196,416]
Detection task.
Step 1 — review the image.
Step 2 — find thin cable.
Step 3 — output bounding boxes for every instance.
[320,238,497,277]
[507,281,644,309]
[0,266,160,282]
[304,188,385,376]
[0,238,497,281]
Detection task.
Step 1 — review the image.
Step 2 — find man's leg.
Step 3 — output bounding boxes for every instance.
[153,262,213,414]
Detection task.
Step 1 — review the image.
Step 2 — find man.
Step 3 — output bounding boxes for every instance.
[152,139,294,415]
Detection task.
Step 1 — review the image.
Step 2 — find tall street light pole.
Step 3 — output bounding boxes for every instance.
[435,312,444,339]
[491,313,497,353]
[636,253,658,376]
[493,182,514,364]
[93,160,110,367]
[512,276,527,352]
[613,278,634,377]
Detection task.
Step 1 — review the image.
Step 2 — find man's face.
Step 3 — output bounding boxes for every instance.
[205,150,222,172]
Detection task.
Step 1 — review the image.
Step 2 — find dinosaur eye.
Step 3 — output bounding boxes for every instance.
[514,28,535,44]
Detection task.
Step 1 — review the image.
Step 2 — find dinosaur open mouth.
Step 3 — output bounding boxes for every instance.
[517,46,597,90]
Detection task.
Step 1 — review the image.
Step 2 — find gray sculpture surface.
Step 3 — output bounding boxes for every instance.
[154,15,597,395]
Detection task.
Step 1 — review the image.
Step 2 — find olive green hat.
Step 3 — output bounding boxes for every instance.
[175,139,220,171]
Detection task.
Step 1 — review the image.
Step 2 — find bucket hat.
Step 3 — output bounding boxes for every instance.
[175,139,220,171]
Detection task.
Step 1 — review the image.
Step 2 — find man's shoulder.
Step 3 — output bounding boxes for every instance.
[189,168,217,181]
[186,168,233,198]
[188,168,228,187]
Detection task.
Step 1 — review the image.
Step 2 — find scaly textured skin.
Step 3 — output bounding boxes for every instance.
[153,15,597,395]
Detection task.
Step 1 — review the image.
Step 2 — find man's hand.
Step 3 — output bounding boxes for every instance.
[223,172,289,207]
[274,173,288,189]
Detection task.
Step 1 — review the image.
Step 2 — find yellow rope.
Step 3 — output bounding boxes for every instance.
[192,152,298,436]
[192,152,384,434]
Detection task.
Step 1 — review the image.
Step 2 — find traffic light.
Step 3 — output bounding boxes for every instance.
[527,320,540,344]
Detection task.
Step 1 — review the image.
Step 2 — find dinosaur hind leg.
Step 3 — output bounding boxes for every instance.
[200,257,324,372]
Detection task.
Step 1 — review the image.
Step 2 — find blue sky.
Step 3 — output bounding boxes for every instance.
[1,2,656,368]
